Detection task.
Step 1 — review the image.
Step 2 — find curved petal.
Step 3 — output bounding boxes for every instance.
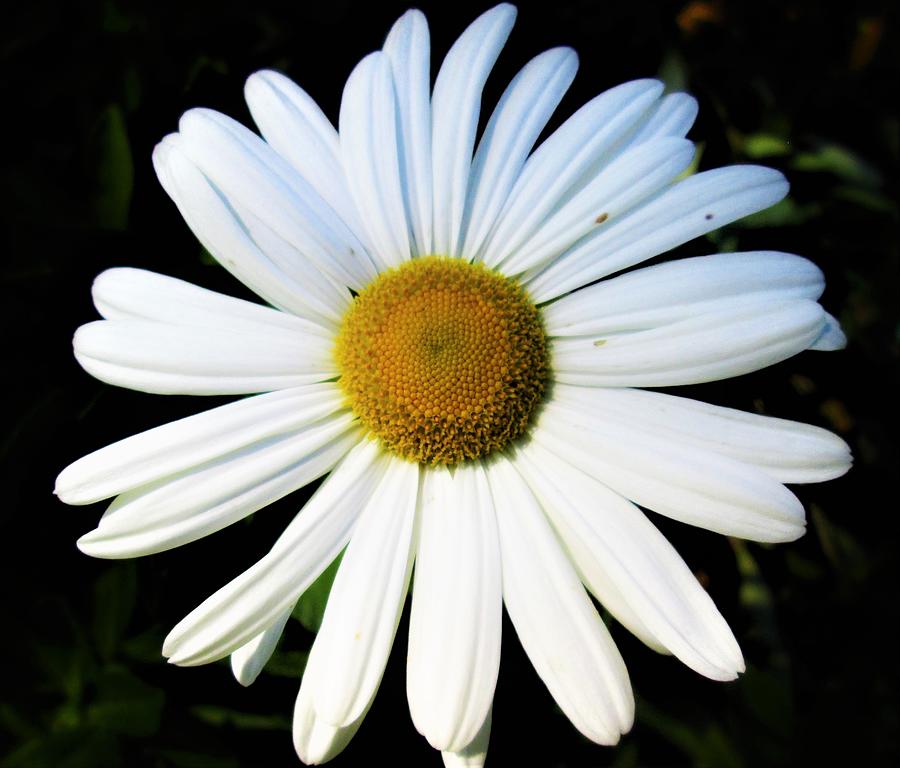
[481,79,663,268]
[77,414,359,559]
[515,442,745,681]
[527,165,790,302]
[305,457,419,727]
[485,457,633,745]
[431,4,517,256]
[441,709,492,768]
[73,318,336,395]
[230,605,293,686]
[153,137,348,325]
[384,9,433,256]
[244,70,369,245]
[532,411,806,543]
[294,680,365,765]
[460,46,579,260]
[407,464,501,752]
[549,384,852,484]
[162,439,386,666]
[340,52,410,270]
[56,383,345,505]
[621,92,698,148]
[545,251,826,338]
[550,299,826,388]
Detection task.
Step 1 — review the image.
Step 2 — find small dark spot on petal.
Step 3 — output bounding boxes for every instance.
[705,212,714,220]
[593,339,607,347]
[595,212,609,224]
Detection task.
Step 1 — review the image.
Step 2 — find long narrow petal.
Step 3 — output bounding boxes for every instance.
[481,79,663,268]
[230,606,293,686]
[431,4,516,256]
[305,457,419,727]
[527,165,790,302]
[153,137,348,325]
[77,415,359,558]
[56,383,345,505]
[515,442,745,681]
[294,681,365,765]
[340,52,411,270]
[460,47,579,259]
[500,137,695,276]
[545,251,825,338]
[384,10,433,256]
[485,457,633,745]
[407,464,501,752]
[244,70,369,245]
[442,710,492,768]
[548,384,852,484]
[532,412,806,542]
[551,298,826,388]
[73,318,336,395]
[162,439,387,666]
[621,92,698,148]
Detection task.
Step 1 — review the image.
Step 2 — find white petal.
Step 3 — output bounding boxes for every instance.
[244,70,370,245]
[551,298,826,388]
[384,9,433,256]
[76,415,359,559]
[230,605,293,687]
[293,680,365,765]
[516,442,745,681]
[500,137,695,276]
[153,137,348,325]
[340,52,411,270]
[545,251,825,337]
[73,318,336,395]
[549,384,852,484]
[56,383,345,505]
[305,457,419,727]
[431,4,517,256]
[90,267,333,335]
[485,457,633,745]
[532,412,806,543]
[162,439,386,666]
[441,710,492,768]
[527,165,790,302]
[810,311,847,351]
[481,79,663,268]
[176,109,376,290]
[407,464,501,752]
[621,92,698,148]
[460,47,579,260]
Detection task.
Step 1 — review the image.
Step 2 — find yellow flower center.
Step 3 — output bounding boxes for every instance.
[335,256,550,465]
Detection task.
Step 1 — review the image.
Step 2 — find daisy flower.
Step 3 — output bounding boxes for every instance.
[56,4,852,766]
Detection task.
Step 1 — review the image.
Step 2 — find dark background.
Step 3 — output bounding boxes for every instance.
[2,1,898,766]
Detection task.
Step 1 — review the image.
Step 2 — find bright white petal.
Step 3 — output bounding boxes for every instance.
[230,605,293,686]
[441,710,492,768]
[153,137,348,325]
[621,92,698,148]
[481,79,663,268]
[527,165,790,302]
[77,415,359,558]
[57,383,345,505]
[384,9,433,256]
[407,464,501,752]
[162,439,386,666]
[460,46,579,260]
[431,4,517,256]
[73,318,336,395]
[340,52,411,270]
[500,137,695,276]
[545,251,825,338]
[485,457,633,745]
[293,681,365,765]
[532,412,806,543]
[516,442,745,681]
[305,456,419,727]
[810,311,847,351]
[551,299,826,388]
[244,70,370,245]
[548,384,852,484]
[176,108,376,289]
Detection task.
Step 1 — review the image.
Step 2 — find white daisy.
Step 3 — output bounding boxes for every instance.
[56,4,852,766]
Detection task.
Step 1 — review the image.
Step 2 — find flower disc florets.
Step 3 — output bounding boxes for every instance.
[335,256,550,465]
